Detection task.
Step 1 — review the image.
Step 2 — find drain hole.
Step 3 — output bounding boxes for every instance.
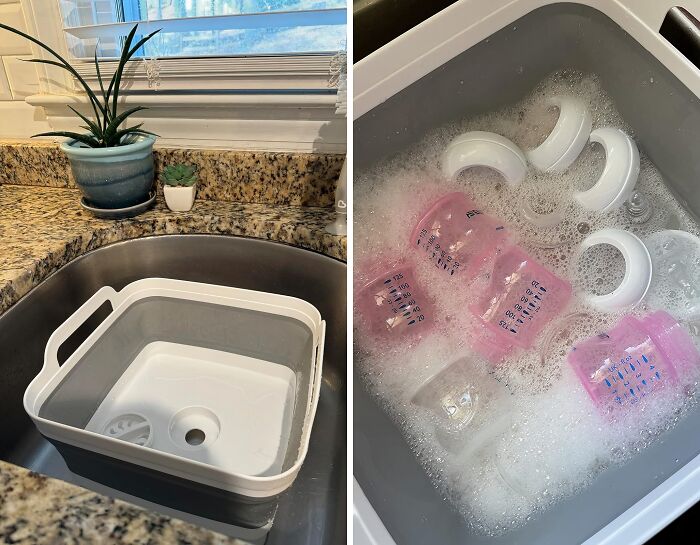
[185,428,206,446]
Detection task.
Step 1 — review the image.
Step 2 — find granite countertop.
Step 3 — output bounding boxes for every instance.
[0,185,345,314]
[0,183,346,544]
[0,462,244,544]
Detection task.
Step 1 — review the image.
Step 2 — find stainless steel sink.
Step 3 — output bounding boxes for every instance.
[0,234,346,545]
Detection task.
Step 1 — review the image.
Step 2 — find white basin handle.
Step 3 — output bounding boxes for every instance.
[354,479,398,545]
[43,286,119,375]
[441,131,527,186]
[580,228,652,311]
[574,128,640,212]
[527,96,592,172]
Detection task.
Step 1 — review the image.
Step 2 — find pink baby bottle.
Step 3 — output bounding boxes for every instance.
[412,191,572,362]
[410,192,511,277]
[568,311,700,413]
[355,261,435,339]
[469,245,573,360]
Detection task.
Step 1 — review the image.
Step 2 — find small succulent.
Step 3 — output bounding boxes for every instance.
[162,164,197,187]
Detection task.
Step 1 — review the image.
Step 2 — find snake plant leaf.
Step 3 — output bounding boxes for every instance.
[31,131,102,148]
[104,106,148,138]
[112,123,144,139]
[127,29,162,60]
[112,124,160,144]
[15,47,105,122]
[129,128,160,137]
[94,46,107,102]
[108,25,140,120]
[108,28,160,122]
[67,106,104,140]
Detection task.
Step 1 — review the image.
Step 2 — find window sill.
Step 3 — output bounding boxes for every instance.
[24,93,346,152]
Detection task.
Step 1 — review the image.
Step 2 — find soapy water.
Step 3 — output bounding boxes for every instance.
[354,71,700,535]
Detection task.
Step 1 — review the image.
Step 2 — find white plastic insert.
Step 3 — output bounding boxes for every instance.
[85,342,297,477]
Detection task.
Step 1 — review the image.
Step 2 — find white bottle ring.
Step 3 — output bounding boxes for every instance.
[574,128,640,213]
[579,228,652,311]
[520,201,566,228]
[526,96,592,172]
[441,131,527,186]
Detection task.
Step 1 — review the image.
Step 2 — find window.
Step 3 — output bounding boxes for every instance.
[56,0,347,91]
[61,1,346,57]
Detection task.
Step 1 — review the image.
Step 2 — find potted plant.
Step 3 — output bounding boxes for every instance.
[162,164,197,212]
[0,23,160,210]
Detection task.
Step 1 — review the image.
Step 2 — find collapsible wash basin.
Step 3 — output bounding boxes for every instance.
[24,278,325,529]
[354,2,700,545]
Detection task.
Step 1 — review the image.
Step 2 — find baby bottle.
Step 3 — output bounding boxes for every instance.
[469,245,573,359]
[355,262,435,339]
[567,311,700,413]
[411,192,511,277]
[412,192,572,362]
[411,357,512,454]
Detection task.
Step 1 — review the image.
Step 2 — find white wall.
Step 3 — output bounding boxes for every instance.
[0,0,51,137]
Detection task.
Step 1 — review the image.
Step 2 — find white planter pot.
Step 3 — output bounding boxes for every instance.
[164,183,196,212]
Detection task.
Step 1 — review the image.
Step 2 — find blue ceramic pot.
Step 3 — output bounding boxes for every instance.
[61,135,155,209]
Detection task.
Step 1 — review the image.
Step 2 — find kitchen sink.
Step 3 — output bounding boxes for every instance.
[0,234,346,545]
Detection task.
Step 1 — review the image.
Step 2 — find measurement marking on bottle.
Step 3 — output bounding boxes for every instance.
[603,352,664,406]
[371,274,429,332]
[416,229,461,276]
[499,279,549,336]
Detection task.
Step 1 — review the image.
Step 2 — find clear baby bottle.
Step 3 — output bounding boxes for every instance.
[411,357,512,455]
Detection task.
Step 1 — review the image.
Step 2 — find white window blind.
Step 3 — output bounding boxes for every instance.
[56,0,347,92]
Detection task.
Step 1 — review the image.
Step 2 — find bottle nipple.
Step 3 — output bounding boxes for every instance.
[623,190,653,224]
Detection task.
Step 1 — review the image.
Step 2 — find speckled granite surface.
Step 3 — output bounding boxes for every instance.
[0,183,345,543]
[0,461,244,544]
[0,140,343,207]
[0,184,345,314]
